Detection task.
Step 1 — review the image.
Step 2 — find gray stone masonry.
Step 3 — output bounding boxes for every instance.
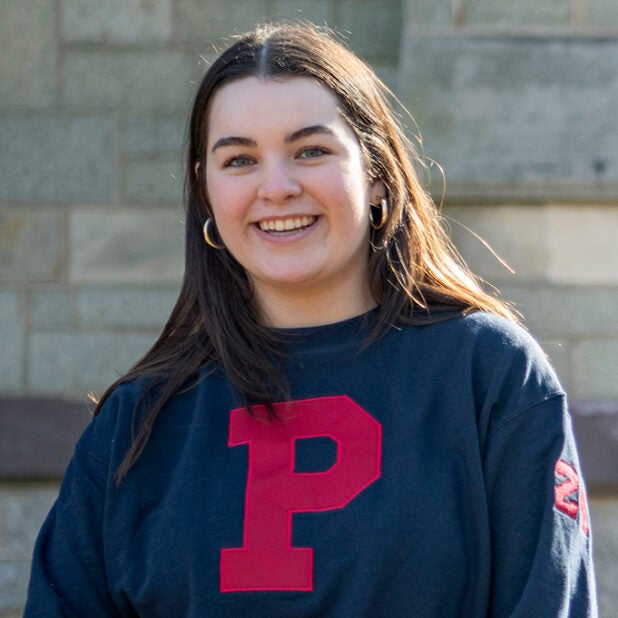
[0,0,57,110]
[0,484,58,614]
[0,207,63,282]
[0,293,24,393]
[69,207,185,284]
[62,0,173,43]
[1,0,618,612]
[0,118,117,203]
[399,37,618,192]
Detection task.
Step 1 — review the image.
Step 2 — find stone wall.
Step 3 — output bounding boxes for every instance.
[1,0,617,614]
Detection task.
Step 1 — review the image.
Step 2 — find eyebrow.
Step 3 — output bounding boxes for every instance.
[210,136,256,153]
[210,124,335,153]
[285,124,335,143]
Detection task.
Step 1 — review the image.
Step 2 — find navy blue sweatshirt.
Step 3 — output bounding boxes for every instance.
[25,312,597,616]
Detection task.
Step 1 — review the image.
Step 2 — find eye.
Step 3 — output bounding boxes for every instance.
[297,147,329,159]
[224,155,255,168]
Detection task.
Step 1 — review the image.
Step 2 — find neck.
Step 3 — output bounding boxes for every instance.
[254,280,376,328]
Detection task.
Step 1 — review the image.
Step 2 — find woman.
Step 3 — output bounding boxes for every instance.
[26,23,596,616]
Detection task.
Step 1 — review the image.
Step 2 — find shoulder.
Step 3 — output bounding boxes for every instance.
[431,311,555,368]
[76,377,153,465]
[398,311,566,424]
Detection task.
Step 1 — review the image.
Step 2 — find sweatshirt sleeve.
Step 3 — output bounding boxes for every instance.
[483,394,598,617]
[23,390,129,618]
[24,442,121,617]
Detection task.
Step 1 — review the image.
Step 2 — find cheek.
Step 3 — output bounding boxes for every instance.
[207,177,247,220]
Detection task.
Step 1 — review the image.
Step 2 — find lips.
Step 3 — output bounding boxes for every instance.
[258,215,317,233]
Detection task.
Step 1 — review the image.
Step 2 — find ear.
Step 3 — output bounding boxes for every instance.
[370,178,386,203]
[194,161,201,177]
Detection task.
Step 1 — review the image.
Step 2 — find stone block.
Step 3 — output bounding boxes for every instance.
[461,0,571,27]
[122,116,185,153]
[590,498,618,616]
[0,561,29,613]
[532,336,572,394]
[63,50,197,113]
[404,0,453,27]
[0,0,57,109]
[0,207,62,281]
[62,0,172,43]
[0,117,116,203]
[572,339,618,399]
[0,292,24,392]
[77,286,179,328]
[546,206,618,285]
[121,158,184,205]
[31,290,72,328]
[498,284,618,338]
[444,205,548,282]
[272,0,335,24]
[70,207,184,284]
[372,64,399,93]
[0,487,58,559]
[28,332,155,393]
[589,0,618,29]
[176,0,270,43]
[398,36,618,187]
[339,0,403,60]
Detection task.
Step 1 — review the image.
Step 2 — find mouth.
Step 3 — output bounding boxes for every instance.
[257,215,317,234]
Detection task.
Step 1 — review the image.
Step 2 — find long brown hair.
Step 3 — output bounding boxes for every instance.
[94,22,518,483]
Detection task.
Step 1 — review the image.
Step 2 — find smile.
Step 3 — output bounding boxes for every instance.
[258,216,317,233]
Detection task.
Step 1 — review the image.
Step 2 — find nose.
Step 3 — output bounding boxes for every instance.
[256,159,302,203]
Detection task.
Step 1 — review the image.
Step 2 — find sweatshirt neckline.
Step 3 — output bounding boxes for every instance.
[272,308,379,354]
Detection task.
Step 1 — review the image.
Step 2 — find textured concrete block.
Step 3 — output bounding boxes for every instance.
[573,339,618,399]
[0,487,57,558]
[28,332,155,393]
[70,207,184,284]
[339,0,403,59]
[499,285,618,338]
[546,206,618,285]
[122,116,185,153]
[528,334,572,394]
[404,0,452,27]
[0,292,24,392]
[121,158,184,204]
[77,286,179,328]
[0,117,116,203]
[0,0,57,109]
[589,0,618,28]
[372,63,399,93]
[462,0,571,27]
[398,37,618,186]
[31,291,72,328]
[177,0,270,43]
[63,51,196,113]
[444,205,548,282]
[62,0,172,43]
[0,560,30,612]
[590,498,618,616]
[0,208,62,281]
[272,0,334,23]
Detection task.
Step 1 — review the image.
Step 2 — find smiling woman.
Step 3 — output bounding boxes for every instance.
[205,76,379,327]
[25,22,597,617]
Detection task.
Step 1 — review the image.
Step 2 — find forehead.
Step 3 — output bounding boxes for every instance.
[206,76,348,142]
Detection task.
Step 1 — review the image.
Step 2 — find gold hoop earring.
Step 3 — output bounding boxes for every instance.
[203,218,225,249]
[370,197,389,230]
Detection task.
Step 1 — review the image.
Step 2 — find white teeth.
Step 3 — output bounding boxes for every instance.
[259,216,316,233]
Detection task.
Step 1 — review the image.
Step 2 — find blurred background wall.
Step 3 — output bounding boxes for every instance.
[1,0,617,615]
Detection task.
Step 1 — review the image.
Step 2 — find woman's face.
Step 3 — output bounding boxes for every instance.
[204,76,384,325]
